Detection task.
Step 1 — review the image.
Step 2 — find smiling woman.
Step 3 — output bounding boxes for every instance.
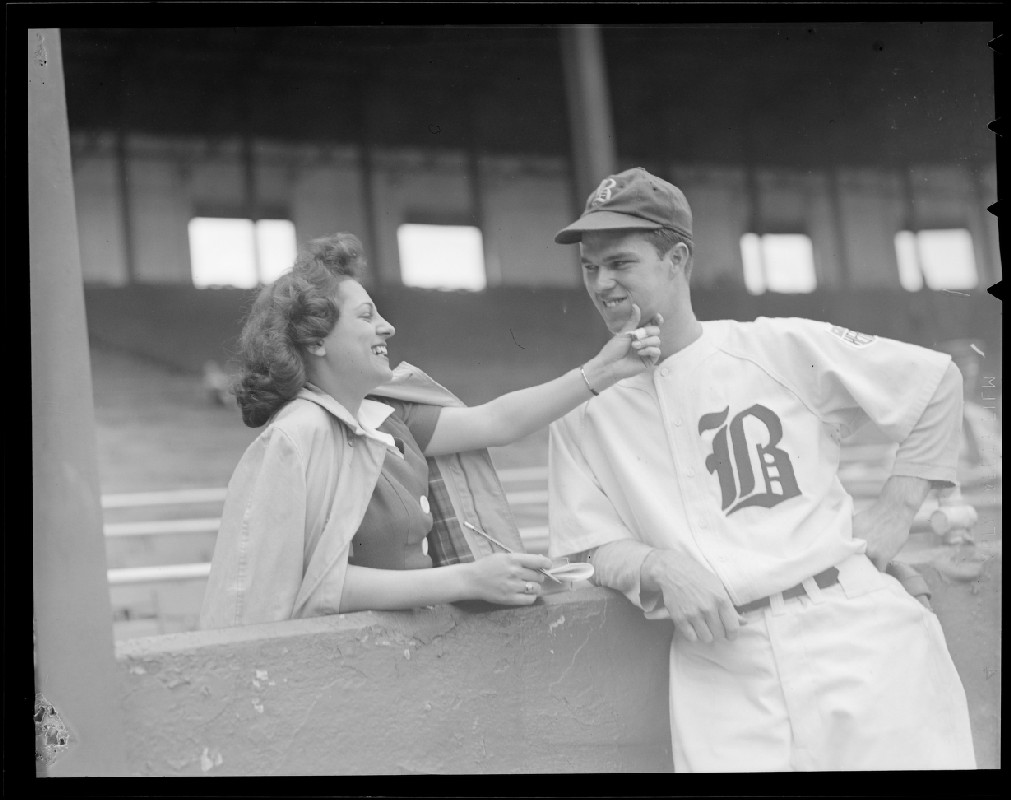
[199,232,664,628]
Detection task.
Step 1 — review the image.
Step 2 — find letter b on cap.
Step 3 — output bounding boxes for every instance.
[592,177,617,206]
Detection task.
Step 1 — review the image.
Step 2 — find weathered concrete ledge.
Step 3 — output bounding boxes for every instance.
[115,587,675,775]
[115,552,1000,775]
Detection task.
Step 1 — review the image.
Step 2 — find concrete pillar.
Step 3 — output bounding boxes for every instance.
[560,25,617,208]
[30,28,127,776]
[826,168,852,288]
[115,130,137,283]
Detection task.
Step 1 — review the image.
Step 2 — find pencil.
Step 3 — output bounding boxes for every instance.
[463,521,558,581]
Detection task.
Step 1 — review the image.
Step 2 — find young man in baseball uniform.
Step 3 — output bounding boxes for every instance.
[548,167,976,771]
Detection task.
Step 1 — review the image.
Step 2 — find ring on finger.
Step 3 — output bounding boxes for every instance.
[524,582,537,594]
[633,327,647,341]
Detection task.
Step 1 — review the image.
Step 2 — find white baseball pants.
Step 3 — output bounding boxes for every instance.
[668,553,976,771]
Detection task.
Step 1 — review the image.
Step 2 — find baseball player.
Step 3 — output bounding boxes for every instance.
[548,167,976,771]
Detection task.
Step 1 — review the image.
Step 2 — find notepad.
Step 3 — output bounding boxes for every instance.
[544,561,595,583]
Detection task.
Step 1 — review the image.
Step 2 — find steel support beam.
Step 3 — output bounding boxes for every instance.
[560,25,617,210]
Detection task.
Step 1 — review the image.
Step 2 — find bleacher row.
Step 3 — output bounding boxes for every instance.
[104,446,992,640]
[105,467,552,583]
[105,466,551,638]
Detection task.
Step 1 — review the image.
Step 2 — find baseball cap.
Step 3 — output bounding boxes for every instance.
[554,167,693,244]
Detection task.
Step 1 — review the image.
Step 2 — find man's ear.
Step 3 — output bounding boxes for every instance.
[664,250,676,277]
[666,242,689,275]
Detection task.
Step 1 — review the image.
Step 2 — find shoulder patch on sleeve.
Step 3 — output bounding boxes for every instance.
[828,325,877,348]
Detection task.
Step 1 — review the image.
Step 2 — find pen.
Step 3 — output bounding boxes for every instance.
[463,521,559,582]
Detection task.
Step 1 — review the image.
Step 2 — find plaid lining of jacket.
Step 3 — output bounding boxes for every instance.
[370,362,528,565]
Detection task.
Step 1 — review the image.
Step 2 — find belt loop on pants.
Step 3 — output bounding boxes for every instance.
[801,576,825,604]
[734,566,840,615]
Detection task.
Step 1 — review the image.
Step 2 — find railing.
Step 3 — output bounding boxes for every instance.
[105,456,999,583]
[104,467,553,587]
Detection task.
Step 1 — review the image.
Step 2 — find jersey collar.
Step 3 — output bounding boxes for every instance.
[656,320,722,372]
[621,321,722,389]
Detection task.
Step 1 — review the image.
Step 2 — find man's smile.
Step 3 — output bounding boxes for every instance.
[600,295,629,309]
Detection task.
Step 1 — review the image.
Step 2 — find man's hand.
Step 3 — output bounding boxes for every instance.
[853,475,930,570]
[641,548,743,643]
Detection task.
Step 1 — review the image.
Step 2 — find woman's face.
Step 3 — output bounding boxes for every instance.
[319,279,396,392]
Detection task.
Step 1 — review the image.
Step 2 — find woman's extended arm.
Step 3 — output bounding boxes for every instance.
[339,552,553,612]
[424,305,662,456]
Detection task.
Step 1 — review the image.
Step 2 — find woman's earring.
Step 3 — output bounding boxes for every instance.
[309,342,326,357]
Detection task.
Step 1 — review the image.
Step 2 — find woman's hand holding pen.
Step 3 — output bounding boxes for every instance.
[465,553,553,605]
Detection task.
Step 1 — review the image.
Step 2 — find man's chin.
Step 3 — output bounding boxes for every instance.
[599,309,638,334]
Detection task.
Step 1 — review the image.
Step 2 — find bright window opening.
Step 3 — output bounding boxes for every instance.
[189,217,297,288]
[895,229,978,291]
[397,224,486,291]
[740,233,817,294]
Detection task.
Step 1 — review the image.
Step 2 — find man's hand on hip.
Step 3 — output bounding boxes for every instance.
[641,548,744,644]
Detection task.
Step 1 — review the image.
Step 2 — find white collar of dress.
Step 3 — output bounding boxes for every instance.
[298,384,398,451]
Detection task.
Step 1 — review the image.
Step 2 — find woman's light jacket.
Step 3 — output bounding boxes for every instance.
[199,363,524,628]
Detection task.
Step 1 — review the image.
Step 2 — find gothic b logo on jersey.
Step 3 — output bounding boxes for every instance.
[698,404,801,515]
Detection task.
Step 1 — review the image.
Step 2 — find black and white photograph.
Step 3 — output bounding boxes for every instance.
[28,9,1001,780]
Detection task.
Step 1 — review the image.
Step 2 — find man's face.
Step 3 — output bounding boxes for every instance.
[579,230,677,333]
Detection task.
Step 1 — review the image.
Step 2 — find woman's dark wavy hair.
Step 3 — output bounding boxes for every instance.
[233,233,365,427]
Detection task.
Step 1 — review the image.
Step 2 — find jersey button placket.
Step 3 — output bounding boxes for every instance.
[659,365,730,586]
[656,368,703,540]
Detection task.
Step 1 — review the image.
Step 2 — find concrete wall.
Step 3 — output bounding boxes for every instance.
[115,588,675,775]
[114,556,999,775]
[69,133,1000,291]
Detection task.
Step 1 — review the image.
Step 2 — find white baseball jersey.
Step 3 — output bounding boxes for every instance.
[549,316,956,606]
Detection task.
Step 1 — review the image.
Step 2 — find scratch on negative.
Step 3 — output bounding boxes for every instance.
[943,289,971,296]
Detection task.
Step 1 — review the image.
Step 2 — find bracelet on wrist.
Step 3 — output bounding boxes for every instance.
[579,364,600,397]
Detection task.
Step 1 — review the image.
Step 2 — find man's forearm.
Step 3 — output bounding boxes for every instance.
[596,539,743,640]
[877,474,931,518]
[852,474,931,569]
[589,539,665,613]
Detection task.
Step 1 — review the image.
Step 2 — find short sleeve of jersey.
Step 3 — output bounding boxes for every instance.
[729,318,952,444]
[548,407,639,558]
[381,398,443,452]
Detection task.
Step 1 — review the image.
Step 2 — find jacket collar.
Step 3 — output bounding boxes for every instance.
[297,384,396,448]
[371,361,466,408]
